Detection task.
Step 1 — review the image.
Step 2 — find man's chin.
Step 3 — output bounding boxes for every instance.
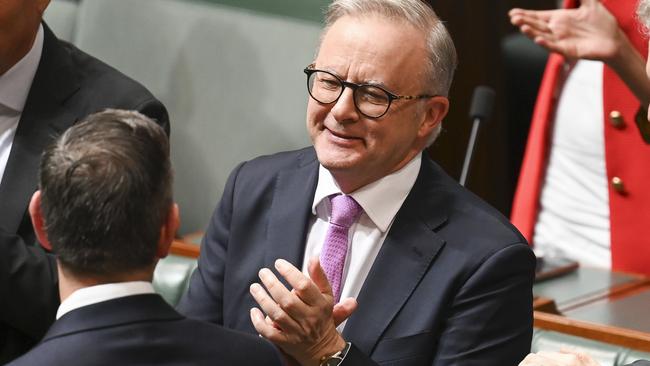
[316,151,362,172]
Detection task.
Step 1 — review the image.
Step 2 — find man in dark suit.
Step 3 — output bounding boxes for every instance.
[0,0,169,361]
[7,110,282,366]
[178,0,536,365]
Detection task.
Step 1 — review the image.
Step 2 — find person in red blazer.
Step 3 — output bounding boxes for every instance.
[510,0,650,275]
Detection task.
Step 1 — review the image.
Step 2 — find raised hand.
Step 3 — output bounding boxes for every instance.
[249,257,356,366]
[509,0,623,62]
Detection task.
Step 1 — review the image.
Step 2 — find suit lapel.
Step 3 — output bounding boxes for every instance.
[265,148,319,269]
[43,294,181,340]
[0,24,79,235]
[342,156,449,355]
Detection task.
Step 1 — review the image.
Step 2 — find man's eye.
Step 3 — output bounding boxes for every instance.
[317,77,340,90]
[359,88,388,105]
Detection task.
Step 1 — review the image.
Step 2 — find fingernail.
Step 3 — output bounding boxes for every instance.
[250,283,261,293]
[258,268,271,280]
[275,259,289,270]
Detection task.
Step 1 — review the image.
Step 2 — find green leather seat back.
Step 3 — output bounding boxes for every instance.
[533,329,650,366]
[43,0,79,42]
[620,350,650,365]
[72,0,321,234]
[533,329,622,366]
[153,255,198,306]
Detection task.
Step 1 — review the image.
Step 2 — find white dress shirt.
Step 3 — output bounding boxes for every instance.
[56,281,156,320]
[534,60,611,268]
[302,154,421,329]
[0,24,44,185]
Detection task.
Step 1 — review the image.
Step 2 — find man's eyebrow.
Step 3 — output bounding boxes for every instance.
[317,66,393,90]
[319,66,343,77]
[364,79,390,89]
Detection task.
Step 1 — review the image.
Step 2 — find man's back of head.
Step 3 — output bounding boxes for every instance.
[32,108,174,284]
[13,110,284,366]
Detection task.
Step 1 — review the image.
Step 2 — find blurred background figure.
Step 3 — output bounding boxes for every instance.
[8,110,281,366]
[510,0,650,275]
[0,0,168,362]
[515,0,650,363]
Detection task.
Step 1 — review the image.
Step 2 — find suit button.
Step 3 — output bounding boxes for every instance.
[611,177,625,193]
[609,111,625,129]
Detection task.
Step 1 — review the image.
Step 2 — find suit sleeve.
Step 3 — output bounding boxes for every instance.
[176,162,245,324]
[432,242,535,366]
[0,231,58,348]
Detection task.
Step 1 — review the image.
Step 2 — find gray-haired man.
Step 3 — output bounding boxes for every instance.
[179,1,536,365]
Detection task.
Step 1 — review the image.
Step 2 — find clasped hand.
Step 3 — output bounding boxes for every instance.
[249,257,357,366]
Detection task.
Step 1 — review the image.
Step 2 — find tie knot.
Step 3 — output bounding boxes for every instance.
[329,194,363,228]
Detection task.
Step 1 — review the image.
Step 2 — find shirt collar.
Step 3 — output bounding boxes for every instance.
[56,281,155,320]
[312,154,421,232]
[0,24,44,112]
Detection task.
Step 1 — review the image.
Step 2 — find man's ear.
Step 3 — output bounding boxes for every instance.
[28,191,53,251]
[418,96,450,139]
[156,203,180,259]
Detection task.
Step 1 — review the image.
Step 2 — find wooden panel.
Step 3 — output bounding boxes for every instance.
[535,310,650,352]
[534,296,560,313]
[170,238,201,258]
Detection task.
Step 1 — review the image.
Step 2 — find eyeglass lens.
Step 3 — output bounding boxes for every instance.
[307,70,391,118]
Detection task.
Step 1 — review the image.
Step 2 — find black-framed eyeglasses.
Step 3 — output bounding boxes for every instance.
[303,63,436,118]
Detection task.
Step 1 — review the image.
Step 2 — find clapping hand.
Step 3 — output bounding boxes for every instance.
[249,257,357,366]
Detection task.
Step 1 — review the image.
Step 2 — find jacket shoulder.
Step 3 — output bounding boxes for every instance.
[424,159,530,257]
[58,41,157,106]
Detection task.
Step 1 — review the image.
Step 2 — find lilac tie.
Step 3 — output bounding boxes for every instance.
[320,194,363,303]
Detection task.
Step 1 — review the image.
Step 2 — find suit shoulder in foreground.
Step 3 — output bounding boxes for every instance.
[8,295,282,366]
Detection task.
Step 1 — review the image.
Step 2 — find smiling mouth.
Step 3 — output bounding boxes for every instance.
[323,128,363,148]
[326,127,358,140]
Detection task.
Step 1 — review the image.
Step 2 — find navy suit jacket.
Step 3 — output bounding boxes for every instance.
[178,147,536,366]
[0,23,169,362]
[8,294,283,366]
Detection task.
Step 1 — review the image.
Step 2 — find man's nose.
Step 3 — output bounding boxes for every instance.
[330,87,359,123]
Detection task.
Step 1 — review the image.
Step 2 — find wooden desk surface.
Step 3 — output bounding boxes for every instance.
[564,284,650,334]
[533,267,647,312]
[534,273,650,352]
[535,310,650,352]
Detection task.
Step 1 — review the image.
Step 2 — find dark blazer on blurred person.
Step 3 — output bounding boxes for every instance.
[0,23,169,363]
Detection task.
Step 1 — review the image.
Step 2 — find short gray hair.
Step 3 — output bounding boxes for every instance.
[323,0,455,145]
[323,0,458,97]
[638,0,650,31]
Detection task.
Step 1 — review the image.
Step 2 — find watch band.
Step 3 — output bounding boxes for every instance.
[319,342,352,366]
